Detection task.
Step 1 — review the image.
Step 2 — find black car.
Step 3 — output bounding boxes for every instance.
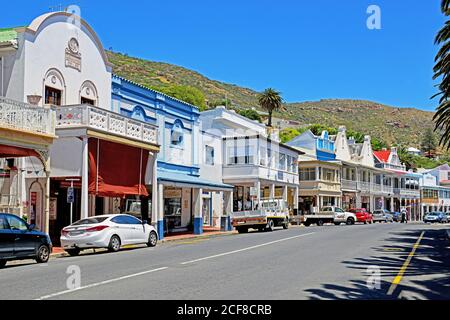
[0,213,52,268]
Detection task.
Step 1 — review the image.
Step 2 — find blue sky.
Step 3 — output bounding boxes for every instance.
[1,0,446,111]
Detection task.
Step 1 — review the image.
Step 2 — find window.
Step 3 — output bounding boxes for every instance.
[73,217,109,225]
[322,168,335,182]
[335,208,344,213]
[260,147,267,166]
[81,97,95,105]
[205,146,215,165]
[6,215,28,231]
[300,168,316,181]
[0,215,8,230]
[122,216,142,225]
[171,121,184,147]
[227,143,254,165]
[45,86,62,106]
[279,154,286,171]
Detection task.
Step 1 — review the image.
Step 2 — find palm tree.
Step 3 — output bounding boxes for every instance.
[433,0,450,148]
[258,88,284,128]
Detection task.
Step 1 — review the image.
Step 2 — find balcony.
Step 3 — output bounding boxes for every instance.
[0,97,55,137]
[375,163,406,172]
[342,179,357,191]
[55,104,158,146]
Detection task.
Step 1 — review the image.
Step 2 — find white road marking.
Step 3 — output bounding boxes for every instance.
[181,232,316,265]
[36,267,168,300]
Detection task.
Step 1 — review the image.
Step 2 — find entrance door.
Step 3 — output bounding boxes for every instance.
[202,197,211,226]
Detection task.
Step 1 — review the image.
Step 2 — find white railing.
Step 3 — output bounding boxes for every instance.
[342,179,357,190]
[359,182,371,192]
[0,97,55,136]
[375,163,407,171]
[56,104,158,145]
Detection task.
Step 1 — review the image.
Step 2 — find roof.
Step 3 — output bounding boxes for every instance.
[157,170,234,191]
[373,150,390,163]
[113,75,200,112]
[407,147,421,153]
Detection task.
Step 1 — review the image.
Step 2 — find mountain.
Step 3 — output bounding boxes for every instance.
[106,51,435,147]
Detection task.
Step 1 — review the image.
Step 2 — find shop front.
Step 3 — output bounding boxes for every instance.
[156,171,234,239]
[342,192,357,211]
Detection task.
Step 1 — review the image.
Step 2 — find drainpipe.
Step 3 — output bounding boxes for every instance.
[1,56,3,97]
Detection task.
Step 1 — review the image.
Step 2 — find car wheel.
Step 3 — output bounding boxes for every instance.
[0,260,6,269]
[346,218,355,226]
[36,245,50,263]
[108,235,121,252]
[317,219,324,227]
[334,222,341,226]
[266,220,275,232]
[283,219,289,230]
[147,231,158,247]
[304,221,311,227]
[66,249,81,257]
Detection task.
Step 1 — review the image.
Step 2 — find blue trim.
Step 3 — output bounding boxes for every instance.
[194,217,203,235]
[221,216,232,232]
[158,162,200,176]
[157,220,165,240]
[316,150,336,161]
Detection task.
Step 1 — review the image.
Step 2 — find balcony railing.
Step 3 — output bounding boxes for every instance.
[342,179,357,190]
[0,97,55,136]
[56,104,158,145]
[375,163,407,171]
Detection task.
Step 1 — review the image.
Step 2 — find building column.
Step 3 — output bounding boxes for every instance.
[283,185,288,202]
[193,188,203,235]
[223,190,233,231]
[80,137,89,219]
[43,172,50,234]
[157,183,164,240]
[269,184,275,200]
[255,180,261,208]
[151,152,158,226]
[390,197,394,212]
[294,187,299,211]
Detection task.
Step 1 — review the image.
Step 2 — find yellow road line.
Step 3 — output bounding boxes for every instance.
[387,231,425,296]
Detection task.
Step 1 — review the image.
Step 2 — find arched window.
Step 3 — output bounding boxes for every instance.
[43,68,66,106]
[171,120,184,147]
[80,81,98,106]
[131,106,146,122]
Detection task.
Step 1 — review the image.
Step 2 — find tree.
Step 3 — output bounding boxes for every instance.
[258,88,284,128]
[280,128,301,143]
[238,109,262,123]
[433,0,450,148]
[421,127,438,158]
[153,85,207,111]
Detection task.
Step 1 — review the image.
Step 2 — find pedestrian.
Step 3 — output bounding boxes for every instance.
[401,210,406,223]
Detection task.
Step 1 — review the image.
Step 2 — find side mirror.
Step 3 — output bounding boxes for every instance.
[28,224,36,231]
[142,220,148,225]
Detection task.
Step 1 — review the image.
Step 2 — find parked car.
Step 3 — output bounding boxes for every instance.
[392,212,402,222]
[424,212,447,224]
[372,209,393,223]
[60,214,158,256]
[0,213,52,269]
[349,208,373,224]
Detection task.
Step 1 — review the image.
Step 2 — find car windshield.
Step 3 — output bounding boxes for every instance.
[428,213,438,216]
[72,217,109,226]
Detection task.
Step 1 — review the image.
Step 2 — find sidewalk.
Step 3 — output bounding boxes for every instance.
[51,228,237,257]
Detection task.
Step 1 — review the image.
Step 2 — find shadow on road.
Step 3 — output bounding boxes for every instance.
[305,227,450,300]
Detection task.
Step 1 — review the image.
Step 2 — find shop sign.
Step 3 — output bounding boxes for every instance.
[164,188,182,199]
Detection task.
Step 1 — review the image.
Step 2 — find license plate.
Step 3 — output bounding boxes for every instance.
[69,231,84,236]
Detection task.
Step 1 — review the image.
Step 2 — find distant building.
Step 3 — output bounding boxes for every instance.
[407,147,421,156]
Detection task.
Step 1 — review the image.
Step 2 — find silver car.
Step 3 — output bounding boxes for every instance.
[372,209,392,223]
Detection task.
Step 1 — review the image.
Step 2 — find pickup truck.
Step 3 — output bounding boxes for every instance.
[300,206,357,227]
[231,199,290,233]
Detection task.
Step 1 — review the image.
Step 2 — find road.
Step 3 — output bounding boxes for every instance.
[0,223,449,300]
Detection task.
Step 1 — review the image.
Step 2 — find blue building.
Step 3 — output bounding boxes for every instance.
[286,130,336,161]
[111,76,233,239]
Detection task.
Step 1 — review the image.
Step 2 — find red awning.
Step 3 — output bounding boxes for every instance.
[88,138,149,198]
[0,144,40,159]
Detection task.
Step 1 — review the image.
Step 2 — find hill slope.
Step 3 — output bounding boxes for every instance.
[106,51,435,147]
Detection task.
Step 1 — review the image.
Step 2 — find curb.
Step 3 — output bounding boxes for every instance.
[50,231,238,258]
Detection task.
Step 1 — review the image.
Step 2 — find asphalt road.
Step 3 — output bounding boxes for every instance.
[0,222,449,300]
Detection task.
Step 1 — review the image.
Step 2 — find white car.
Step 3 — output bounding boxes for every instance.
[60,214,158,256]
